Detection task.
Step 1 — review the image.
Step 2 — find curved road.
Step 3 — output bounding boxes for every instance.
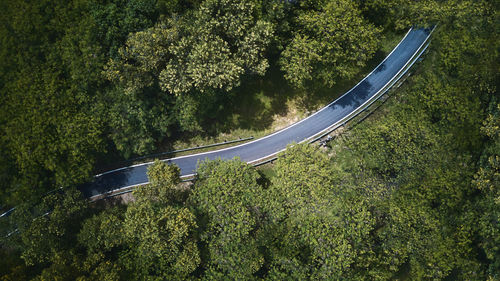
[79,27,434,198]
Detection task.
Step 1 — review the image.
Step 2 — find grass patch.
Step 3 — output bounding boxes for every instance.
[257,164,277,179]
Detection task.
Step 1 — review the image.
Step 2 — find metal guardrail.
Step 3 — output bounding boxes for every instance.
[0,137,255,214]
[93,137,255,177]
[89,26,437,198]
[306,29,435,145]
[1,26,437,230]
[130,137,254,162]
[251,26,436,167]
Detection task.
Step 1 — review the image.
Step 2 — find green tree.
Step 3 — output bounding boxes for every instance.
[14,189,87,267]
[105,87,174,158]
[89,0,163,59]
[1,189,89,280]
[104,18,182,95]
[474,104,500,279]
[2,68,105,188]
[280,0,381,89]
[77,207,125,281]
[109,0,275,96]
[120,161,199,280]
[190,158,265,279]
[0,0,109,202]
[138,160,184,204]
[159,0,273,95]
[107,0,274,96]
[78,208,125,255]
[123,203,200,280]
[102,18,181,157]
[264,144,375,279]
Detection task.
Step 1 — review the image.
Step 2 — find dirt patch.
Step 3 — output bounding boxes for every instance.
[270,99,308,131]
[114,192,136,204]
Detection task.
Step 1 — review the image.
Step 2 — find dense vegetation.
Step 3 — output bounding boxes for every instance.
[0,0,498,280]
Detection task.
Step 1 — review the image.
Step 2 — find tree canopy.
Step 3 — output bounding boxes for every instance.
[0,0,498,280]
[280,0,381,89]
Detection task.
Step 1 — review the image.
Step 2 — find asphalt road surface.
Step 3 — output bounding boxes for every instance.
[79,27,433,198]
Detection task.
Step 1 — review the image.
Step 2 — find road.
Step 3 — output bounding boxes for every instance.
[79,27,434,198]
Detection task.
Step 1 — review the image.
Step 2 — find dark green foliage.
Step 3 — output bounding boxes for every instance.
[0,0,107,204]
[103,0,275,154]
[123,200,200,279]
[190,159,265,278]
[15,189,87,266]
[474,103,500,278]
[265,144,375,279]
[105,87,175,158]
[0,0,203,203]
[280,0,381,89]
[2,162,199,280]
[0,0,498,280]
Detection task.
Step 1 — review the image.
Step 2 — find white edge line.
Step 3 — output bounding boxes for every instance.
[247,26,435,165]
[158,28,415,163]
[89,182,146,199]
[1,28,437,222]
[94,28,415,178]
[89,173,198,199]
[308,38,433,143]
[92,26,436,192]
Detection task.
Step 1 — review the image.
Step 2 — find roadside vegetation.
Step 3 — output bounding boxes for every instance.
[0,0,498,280]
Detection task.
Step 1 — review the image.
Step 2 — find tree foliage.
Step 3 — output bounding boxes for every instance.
[280,0,381,89]
[190,159,265,279]
[123,202,200,280]
[1,0,498,280]
[265,144,375,279]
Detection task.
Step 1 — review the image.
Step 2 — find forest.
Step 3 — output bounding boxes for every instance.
[0,0,498,280]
